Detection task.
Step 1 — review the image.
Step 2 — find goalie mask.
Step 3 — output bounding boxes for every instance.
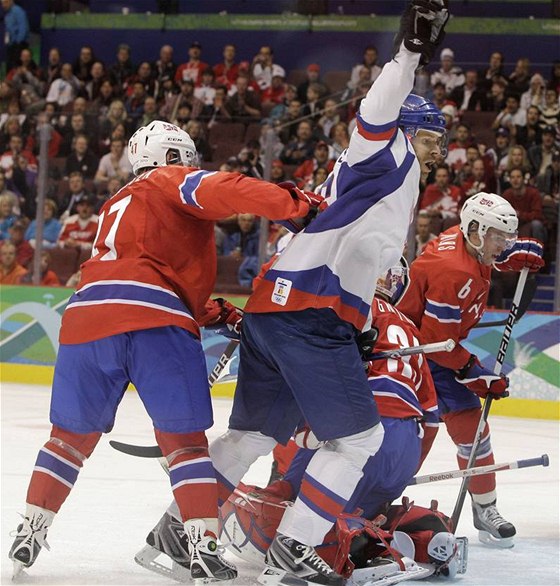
[375,257,409,305]
[384,498,468,580]
[128,121,197,176]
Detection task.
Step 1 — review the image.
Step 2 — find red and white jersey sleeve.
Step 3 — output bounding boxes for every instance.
[368,299,438,422]
[397,226,492,370]
[59,167,309,345]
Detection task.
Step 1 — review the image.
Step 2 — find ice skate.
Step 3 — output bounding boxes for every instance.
[185,519,237,584]
[258,533,344,586]
[472,500,516,548]
[9,505,54,579]
[134,511,191,582]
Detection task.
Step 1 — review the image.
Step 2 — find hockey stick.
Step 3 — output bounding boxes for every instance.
[409,454,549,486]
[450,267,530,531]
[108,339,240,460]
[473,273,536,328]
[110,338,457,460]
[368,338,455,361]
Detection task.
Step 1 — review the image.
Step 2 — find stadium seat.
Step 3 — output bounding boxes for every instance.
[244,122,262,144]
[212,140,244,162]
[323,70,351,93]
[48,248,81,286]
[215,255,253,294]
[208,122,246,144]
[461,111,498,147]
[286,69,307,88]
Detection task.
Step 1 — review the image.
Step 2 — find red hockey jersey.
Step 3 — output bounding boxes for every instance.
[59,166,310,344]
[397,225,491,370]
[368,299,438,422]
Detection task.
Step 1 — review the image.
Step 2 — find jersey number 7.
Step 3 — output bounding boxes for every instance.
[91,195,132,261]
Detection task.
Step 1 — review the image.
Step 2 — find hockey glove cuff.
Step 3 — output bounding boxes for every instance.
[274,181,325,233]
[393,0,450,67]
[493,238,545,273]
[200,298,244,339]
[455,355,509,399]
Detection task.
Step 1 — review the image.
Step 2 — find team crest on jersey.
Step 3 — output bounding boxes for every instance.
[272,278,292,306]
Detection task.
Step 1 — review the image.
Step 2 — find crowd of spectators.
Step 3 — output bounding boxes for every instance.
[0,36,558,304]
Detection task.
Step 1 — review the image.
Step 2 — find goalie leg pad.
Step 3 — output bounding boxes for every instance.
[278,424,385,545]
[211,430,277,505]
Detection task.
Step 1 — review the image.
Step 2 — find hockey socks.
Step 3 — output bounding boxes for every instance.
[26,425,101,513]
[442,409,496,495]
[155,429,219,522]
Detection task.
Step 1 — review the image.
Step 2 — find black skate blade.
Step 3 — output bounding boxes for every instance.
[258,566,308,586]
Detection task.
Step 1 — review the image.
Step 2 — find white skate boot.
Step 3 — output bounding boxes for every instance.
[185,519,237,584]
[9,504,54,578]
[472,500,516,548]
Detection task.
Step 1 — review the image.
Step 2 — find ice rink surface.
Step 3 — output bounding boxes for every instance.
[1,383,558,586]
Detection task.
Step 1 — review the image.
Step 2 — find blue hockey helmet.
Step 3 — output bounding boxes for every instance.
[398,94,446,137]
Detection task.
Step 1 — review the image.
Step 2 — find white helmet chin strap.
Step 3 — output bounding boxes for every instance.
[465,229,486,262]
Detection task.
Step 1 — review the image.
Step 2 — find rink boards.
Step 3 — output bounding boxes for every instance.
[1,285,559,420]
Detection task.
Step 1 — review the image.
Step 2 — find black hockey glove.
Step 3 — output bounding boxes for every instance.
[393,0,450,67]
[356,327,379,369]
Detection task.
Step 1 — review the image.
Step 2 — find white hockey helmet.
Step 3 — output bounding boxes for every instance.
[460,192,518,252]
[375,257,410,305]
[128,121,197,176]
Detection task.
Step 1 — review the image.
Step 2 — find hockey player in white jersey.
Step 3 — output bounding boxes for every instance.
[136,2,451,585]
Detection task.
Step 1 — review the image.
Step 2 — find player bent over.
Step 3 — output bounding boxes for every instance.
[136,3,451,585]
[397,193,544,547]
[8,121,321,581]
[230,261,465,582]
[138,262,467,584]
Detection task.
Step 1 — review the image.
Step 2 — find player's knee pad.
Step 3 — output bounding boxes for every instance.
[211,429,276,466]
[329,423,384,469]
[50,424,101,461]
[154,429,208,465]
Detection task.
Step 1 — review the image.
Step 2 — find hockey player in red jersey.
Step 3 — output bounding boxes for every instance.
[8,121,321,581]
[397,192,544,547]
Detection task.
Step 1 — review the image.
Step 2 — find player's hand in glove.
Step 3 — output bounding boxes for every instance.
[356,328,379,369]
[200,297,243,339]
[493,238,545,273]
[393,0,450,66]
[455,354,509,399]
[274,181,326,233]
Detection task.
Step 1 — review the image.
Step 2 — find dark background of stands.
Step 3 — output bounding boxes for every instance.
[5,1,560,75]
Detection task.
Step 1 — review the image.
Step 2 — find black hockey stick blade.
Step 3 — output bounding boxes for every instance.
[109,440,163,458]
[474,273,536,328]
